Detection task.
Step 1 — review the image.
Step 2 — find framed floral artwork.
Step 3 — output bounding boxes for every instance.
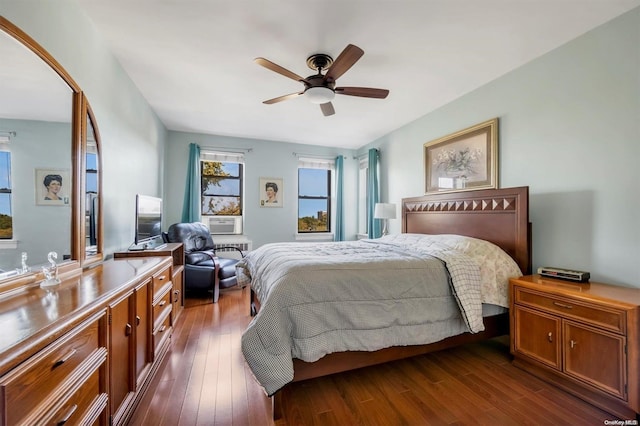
[424,118,498,194]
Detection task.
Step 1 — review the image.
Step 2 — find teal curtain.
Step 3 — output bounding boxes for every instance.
[181,143,201,223]
[334,155,345,241]
[367,148,381,238]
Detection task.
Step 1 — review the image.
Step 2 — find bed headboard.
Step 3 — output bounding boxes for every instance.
[402,186,531,274]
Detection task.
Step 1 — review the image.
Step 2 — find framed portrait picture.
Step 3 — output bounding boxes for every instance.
[259,177,283,207]
[424,118,498,194]
[35,168,70,206]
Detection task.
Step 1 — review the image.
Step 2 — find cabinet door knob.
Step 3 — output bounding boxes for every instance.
[547,332,553,342]
[570,340,578,349]
[125,323,132,336]
[136,315,141,326]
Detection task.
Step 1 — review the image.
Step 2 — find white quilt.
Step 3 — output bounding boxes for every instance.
[237,234,521,395]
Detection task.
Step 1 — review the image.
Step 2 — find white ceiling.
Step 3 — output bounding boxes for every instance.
[75,0,640,149]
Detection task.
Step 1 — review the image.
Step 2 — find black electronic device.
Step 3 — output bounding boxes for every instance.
[538,266,591,283]
[133,194,163,248]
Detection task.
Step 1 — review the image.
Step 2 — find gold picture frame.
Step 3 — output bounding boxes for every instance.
[424,118,498,194]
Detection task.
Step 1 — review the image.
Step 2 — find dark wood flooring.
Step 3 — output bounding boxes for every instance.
[129,286,620,425]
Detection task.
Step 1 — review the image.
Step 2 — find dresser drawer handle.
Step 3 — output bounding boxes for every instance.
[159,300,167,307]
[553,301,573,309]
[159,325,167,333]
[157,275,166,281]
[52,349,77,369]
[56,403,77,425]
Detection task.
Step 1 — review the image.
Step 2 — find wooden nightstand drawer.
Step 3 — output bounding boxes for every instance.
[514,286,625,334]
[0,316,101,425]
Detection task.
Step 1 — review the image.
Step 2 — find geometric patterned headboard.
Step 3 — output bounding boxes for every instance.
[402,186,531,274]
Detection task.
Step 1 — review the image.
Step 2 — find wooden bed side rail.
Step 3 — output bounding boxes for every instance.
[272,312,509,420]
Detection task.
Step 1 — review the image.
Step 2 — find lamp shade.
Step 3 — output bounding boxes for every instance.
[374,203,396,220]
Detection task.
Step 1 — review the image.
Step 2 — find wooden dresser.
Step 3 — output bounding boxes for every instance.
[510,275,640,419]
[114,242,185,323]
[0,256,174,426]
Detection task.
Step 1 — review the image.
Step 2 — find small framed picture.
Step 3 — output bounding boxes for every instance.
[259,177,283,207]
[35,168,70,206]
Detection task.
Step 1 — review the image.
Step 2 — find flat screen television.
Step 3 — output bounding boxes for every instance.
[134,194,163,247]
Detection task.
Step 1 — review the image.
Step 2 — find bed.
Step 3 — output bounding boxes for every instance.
[237,186,530,419]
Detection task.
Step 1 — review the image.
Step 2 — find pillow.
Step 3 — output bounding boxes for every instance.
[380,233,522,307]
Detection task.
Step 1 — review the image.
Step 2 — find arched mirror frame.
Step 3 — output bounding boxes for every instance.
[0,16,103,291]
[81,101,103,268]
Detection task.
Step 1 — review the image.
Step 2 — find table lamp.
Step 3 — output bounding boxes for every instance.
[374,203,396,236]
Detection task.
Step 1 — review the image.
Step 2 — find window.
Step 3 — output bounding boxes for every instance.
[298,158,332,233]
[200,151,244,216]
[0,143,12,239]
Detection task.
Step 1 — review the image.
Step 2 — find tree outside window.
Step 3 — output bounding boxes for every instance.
[201,161,243,216]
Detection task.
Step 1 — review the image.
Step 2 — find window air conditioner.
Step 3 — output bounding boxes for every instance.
[205,216,242,235]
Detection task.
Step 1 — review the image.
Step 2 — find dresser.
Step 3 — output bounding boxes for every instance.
[0,256,174,426]
[510,275,640,419]
[114,242,185,323]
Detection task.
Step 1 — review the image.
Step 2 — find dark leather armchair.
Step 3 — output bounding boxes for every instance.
[164,222,243,303]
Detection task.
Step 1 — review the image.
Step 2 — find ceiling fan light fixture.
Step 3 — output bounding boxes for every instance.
[304,86,335,104]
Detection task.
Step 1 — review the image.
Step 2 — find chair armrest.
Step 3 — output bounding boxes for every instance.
[214,246,246,258]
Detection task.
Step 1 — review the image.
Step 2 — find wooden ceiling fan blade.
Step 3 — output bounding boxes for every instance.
[320,102,335,116]
[263,92,303,104]
[255,58,305,82]
[335,87,389,99]
[324,44,364,82]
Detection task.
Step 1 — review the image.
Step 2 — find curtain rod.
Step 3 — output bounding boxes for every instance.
[200,145,253,153]
[293,152,345,160]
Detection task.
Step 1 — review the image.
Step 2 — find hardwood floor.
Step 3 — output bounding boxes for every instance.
[129,286,620,425]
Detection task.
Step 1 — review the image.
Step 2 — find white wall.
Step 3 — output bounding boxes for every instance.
[360,8,640,287]
[165,131,358,249]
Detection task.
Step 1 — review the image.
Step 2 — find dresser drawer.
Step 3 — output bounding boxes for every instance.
[152,265,172,297]
[0,316,101,425]
[153,288,172,322]
[40,368,106,426]
[514,286,625,334]
[153,310,172,354]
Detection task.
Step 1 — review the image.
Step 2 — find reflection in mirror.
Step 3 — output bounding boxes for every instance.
[84,109,101,261]
[0,18,78,279]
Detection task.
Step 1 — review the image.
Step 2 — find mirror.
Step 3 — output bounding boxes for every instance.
[0,16,101,283]
[83,105,102,265]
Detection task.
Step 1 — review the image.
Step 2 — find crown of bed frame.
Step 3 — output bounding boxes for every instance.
[404,196,517,212]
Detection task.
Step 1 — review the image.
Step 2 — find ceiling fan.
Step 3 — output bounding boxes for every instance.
[255,44,389,116]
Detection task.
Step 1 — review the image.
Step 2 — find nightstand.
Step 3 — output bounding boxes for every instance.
[509,275,640,420]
